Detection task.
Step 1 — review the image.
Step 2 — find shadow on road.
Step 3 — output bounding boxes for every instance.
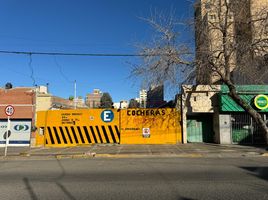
[240,167,268,181]
[23,177,38,200]
[55,159,77,200]
[23,159,77,200]
[179,197,197,200]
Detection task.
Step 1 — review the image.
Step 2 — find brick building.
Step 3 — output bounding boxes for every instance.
[0,87,35,120]
[0,86,35,146]
[0,85,87,146]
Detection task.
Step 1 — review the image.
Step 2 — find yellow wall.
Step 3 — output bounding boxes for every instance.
[35,108,181,146]
[120,108,181,144]
[36,109,120,147]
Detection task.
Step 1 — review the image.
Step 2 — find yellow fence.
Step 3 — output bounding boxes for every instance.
[120,108,181,144]
[36,109,120,147]
[35,108,181,147]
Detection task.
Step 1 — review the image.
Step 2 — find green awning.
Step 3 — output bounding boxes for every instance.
[220,85,268,112]
[221,85,268,94]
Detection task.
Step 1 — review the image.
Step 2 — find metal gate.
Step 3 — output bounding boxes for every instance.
[231,113,266,144]
[187,115,214,143]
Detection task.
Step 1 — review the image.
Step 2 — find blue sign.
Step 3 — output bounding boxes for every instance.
[101,110,114,122]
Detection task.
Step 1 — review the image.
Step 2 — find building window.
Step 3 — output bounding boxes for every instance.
[205,3,211,9]
[210,14,216,21]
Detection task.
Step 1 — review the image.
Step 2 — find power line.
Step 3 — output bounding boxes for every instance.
[28,54,36,86]
[54,56,73,83]
[0,50,178,57]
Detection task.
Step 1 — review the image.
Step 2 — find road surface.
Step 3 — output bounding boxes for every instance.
[0,157,267,200]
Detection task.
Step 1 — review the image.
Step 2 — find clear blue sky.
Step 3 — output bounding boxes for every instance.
[0,0,193,102]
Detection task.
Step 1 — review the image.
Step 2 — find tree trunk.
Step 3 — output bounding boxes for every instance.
[224,80,268,145]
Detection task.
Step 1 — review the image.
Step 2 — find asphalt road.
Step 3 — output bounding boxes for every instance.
[0,157,267,200]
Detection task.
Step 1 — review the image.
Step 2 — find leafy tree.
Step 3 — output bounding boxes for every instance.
[100,92,113,108]
[68,96,74,101]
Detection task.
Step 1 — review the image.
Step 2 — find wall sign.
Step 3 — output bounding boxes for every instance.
[0,120,31,146]
[142,128,150,138]
[254,94,268,110]
[101,110,114,122]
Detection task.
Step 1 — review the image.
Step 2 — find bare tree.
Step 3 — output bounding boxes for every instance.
[131,9,195,89]
[132,1,268,143]
[196,0,268,143]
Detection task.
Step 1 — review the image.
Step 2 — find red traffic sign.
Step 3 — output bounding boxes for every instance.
[5,105,15,116]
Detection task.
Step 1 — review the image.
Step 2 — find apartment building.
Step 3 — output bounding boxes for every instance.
[139,89,147,108]
[195,0,268,84]
[146,85,165,108]
[85,89,103,108]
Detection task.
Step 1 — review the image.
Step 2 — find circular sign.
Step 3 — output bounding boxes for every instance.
[254,95,268,110]
[101,110,114,123]
[5,105,15,116]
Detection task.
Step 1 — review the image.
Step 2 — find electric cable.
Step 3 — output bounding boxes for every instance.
[0,50,180,57]
[28,54,36,86]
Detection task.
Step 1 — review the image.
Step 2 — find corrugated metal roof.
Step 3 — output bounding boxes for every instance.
[220,85,268,112]
[221,94,268,112]
[221,85,268,94]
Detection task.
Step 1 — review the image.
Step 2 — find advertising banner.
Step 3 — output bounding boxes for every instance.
[0,120,31,146]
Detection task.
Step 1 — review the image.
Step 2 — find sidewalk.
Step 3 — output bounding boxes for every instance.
[1,143,268,160]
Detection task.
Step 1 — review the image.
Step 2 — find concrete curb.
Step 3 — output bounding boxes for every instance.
[1,151,266,160]
[94,153,203,158]
[53,153,204,159]
[1,153,204,160]
[1,144,267,160]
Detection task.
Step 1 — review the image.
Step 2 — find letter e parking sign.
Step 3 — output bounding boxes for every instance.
[101,110,114,122]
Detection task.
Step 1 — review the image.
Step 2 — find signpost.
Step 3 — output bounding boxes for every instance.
[4,105,15,156]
